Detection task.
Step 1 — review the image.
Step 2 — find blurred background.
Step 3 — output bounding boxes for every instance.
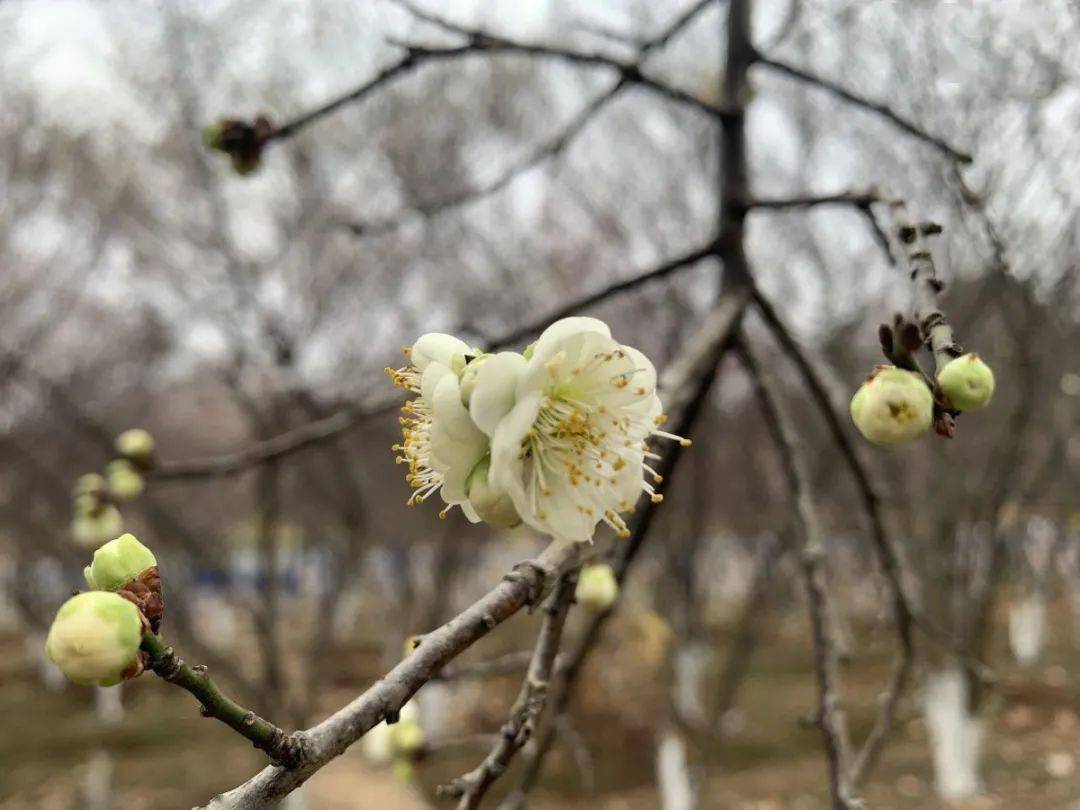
[1,0,1079,807]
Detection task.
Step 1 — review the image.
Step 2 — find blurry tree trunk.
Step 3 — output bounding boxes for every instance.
[81,749,114,810]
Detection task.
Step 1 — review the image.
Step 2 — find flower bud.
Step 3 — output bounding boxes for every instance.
[114,429,155,468]
[85,533,157,591]
[230,153,261,176]
[850,366,933,446]
[45,591,144,686]
[74,473,107,499]
[466,458,521,528]
[575,564,619,612]
[202,122,226,151]
[937,352,994,411]
[390,719,425,756]
[72,506,124,549]
[106,460,145,501]
[458,353,491,406]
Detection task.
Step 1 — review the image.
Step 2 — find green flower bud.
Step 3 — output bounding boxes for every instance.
[458,353,492,406]
[937,352,994,411]
[522,341,536,361]
[106,459,145,501]
[392,760,415,782]
[72,506,124,549]
[74,473,107,499]
[202,122,226,151]
[85,533,157,591]
[114,429,155,467]
[850,366,933,446]
[466,458,521,528]
[230,153,261,176]
[390,720,425,757]
[575,564,619,612]
[45,591,143,686]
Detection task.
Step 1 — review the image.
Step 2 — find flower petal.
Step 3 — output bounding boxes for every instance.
[411,333,470,372]
[489,391,542,502]
[470,352,527,437]
[530,317,611,368]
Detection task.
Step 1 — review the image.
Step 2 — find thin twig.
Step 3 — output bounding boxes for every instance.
[751,288,916,786]
[440,572,578,808]
[142,634,306,768]
[755,54,973,165]
[736,335,859,810]
[745,189,879,210]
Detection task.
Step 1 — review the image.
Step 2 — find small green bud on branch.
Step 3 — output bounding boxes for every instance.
[937,352,994,411]
[46,591,145,686]
[850,366,933,446]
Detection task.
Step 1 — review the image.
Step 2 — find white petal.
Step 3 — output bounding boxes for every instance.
[411,333,470,372]
[461,501,482,523]
[430,374,488,501]
[620,345,658,397]
[529,478,596,542]
[613,447,646,508]
[470,352,527,437]
[421,361,453,403]
[489,391,542,500]
[530,317,611,368]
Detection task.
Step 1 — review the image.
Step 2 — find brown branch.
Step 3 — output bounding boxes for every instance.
[751,287,915,787]
[745,189,880,211]
[142,634,306,768]
[439,571,578,808]
[736,335,859,810]
[390,3,727,122]
[200,540,587,808]
[754,54,973,165]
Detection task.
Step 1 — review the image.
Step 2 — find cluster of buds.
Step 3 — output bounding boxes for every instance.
[71,429,155,548]
[46,533,162,687]
[852,317,995,446]
[202,115,273,176]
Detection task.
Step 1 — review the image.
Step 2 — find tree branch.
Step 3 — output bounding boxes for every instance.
[142,634,306,768]
[736,335,859,810]
[754,54,973,165]
[751,287,915,787]
[439,571,578,808]
[200,540,586,808]
[745,189,880,211]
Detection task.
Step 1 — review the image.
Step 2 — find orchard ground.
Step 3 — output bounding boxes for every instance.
[3,600,1080,808]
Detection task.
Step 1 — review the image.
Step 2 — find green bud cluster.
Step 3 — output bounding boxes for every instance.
[47,533,159,688]
[71,429,155,548]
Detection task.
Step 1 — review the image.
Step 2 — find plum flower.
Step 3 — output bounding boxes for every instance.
[386,333,488,521]
[475,317,688,542]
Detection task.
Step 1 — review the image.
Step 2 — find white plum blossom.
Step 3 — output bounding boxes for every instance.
[386,333,487,521]
[387,319,687,542]
[479,317,687,542]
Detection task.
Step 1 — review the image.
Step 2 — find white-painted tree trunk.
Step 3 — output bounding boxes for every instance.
[656,729,695,810]
[673,643,711,728]
[94,685,124,725]
[82,749,113,810]
[1008,594,1046,666]
[924,666,983,802]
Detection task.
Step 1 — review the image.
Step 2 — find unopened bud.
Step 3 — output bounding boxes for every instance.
[850,366,933,446]
[466,458,521,528]
[937,352,994,411]
[230,154,261,176]
[390,720,425,757]
[114,429,155,468]
[74,473,107,499]
[85,533,157,591]
[45,591,144,687]
[106,459,145,501]
[202,121,226,151]
[575,564,619,612]
[72,506,124,549]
